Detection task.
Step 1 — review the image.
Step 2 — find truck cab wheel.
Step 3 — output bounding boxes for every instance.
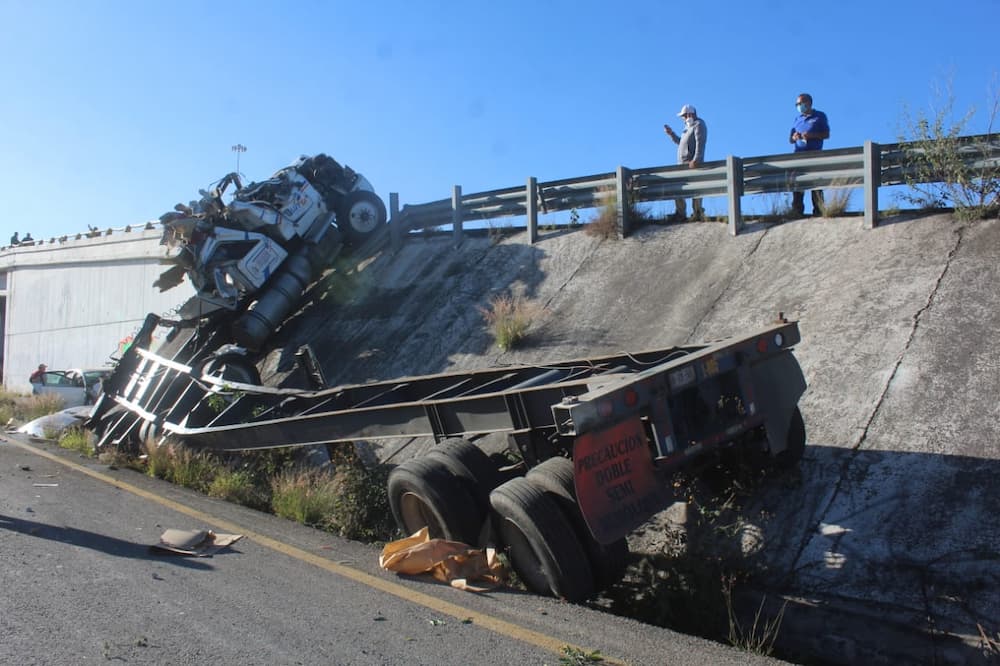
[489,476,595,602]
[336,190,386,245]
[201,353,261,385]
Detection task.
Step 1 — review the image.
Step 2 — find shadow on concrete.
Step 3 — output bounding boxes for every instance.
[0,514,215,569]
[615,443,999,665]
[270,239,549,387]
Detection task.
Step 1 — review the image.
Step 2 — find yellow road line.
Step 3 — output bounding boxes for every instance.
[6,437,627,665]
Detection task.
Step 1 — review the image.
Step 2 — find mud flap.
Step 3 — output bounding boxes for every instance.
[750,351,807,456]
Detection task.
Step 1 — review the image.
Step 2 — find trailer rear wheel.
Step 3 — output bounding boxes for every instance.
[489,477,595,602]
[426,438,500,505]
[774,407,806,468]
[527,457,630,589]
[388,456,482,545]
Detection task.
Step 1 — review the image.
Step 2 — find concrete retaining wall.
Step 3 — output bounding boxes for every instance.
[0,228,194,392]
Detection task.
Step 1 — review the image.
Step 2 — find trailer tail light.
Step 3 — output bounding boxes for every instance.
[757,332,784,354]
[624,388,638,407]
[598,400,613,418]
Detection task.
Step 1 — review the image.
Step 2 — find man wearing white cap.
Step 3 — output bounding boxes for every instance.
[663,104,707,222]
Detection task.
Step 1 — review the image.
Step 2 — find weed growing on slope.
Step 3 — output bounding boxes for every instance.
[817,184,854,218]
[897,75,1000,221]
[480,293,546,351]
[586,184,655,238]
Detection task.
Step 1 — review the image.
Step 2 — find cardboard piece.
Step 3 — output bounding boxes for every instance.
[379,527,506,592]
[151,528,243,557]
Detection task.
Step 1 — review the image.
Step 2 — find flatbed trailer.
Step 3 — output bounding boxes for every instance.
[88,314,807,601]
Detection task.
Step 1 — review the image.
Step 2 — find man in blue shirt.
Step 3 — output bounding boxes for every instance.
[789,93,830,216]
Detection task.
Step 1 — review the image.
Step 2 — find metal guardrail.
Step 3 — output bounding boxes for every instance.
[389,134,1000,242]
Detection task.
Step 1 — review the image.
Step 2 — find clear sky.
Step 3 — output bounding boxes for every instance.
[1,0,997,241]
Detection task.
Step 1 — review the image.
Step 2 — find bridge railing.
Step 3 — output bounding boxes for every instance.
[389,134,1000,245]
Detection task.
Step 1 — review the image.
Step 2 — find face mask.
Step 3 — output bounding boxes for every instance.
[796,103,808,113]
[685,117,696,127]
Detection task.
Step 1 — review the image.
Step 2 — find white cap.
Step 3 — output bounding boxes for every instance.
[677,104,697,117]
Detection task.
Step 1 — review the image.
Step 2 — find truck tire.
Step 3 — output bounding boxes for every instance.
[200,353,261,386]
[774,407,806,468]
[426,438,500,506]
[489,477,595,602]
[186,352,262,428]
[387,456,482,545]
[526,457,630,589]
[336,190,386,245]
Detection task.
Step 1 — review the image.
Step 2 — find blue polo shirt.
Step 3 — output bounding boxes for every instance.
[791,109,829,152]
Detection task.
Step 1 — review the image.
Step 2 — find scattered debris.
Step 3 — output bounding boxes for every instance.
[16,406,91,439]
[151,528,243,557]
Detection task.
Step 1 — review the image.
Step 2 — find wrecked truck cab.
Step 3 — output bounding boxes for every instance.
[154,153,386,349]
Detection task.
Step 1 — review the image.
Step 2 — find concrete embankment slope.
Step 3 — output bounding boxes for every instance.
[264,213,999,661]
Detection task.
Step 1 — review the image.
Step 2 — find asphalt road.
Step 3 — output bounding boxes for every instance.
[0,434,784,666]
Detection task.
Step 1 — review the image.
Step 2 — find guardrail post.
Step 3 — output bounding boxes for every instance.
[389,192,401,251]
[526,177,538,244]
[864,140,880,229]
[726,155,744,236]
[451,185,463,244]
[616,166,631,239]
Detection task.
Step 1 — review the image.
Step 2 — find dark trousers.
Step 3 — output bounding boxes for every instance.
[792,190,824,216]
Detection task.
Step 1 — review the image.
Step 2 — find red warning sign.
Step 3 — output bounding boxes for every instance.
[573,416,665,544]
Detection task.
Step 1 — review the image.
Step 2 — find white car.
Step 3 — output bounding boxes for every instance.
[31,368,113,407]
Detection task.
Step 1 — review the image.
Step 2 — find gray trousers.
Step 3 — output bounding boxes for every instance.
[674,198,704,219]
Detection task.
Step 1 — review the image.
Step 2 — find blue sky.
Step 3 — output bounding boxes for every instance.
[1,0,997,241]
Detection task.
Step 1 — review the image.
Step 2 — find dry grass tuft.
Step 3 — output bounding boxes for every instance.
[479,294,546,351]
[817,180,855,218]
[585,205,620,239]
[270,468,342,528]
[0,390,66,426]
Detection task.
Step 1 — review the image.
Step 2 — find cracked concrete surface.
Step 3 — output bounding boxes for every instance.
[262,211,998,662]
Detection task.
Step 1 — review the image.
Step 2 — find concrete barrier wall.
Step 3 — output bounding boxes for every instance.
[0,229,194,392]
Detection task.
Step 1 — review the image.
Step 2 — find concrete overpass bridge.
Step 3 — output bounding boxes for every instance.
[0,225,193,392]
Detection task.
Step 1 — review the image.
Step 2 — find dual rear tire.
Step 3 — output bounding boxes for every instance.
[386,441,629,602]
[387,438,500,546]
